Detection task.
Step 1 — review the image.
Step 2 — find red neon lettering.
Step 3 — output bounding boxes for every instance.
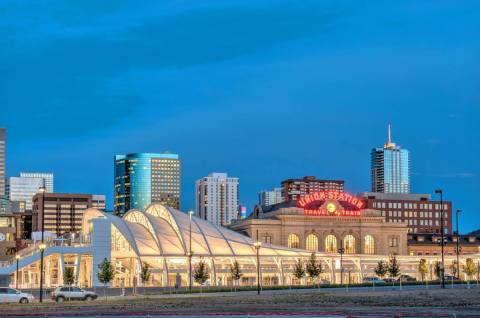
[319,192,325,200]
[298,198,306,207]
[356,200,364,209]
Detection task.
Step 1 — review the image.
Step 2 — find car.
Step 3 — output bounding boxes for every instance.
[443,275,458,281]
[398,274,417,282]
[383,277,397,283]
[51,287,98,302]
[0,287,34,303]
[363,276,385,284]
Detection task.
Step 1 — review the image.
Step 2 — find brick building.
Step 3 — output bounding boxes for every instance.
[361,192,452,234]
[281,176,344,202]
[32,193,105,236]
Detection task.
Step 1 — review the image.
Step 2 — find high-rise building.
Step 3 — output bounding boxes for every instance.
[20,172,54,193]
[281,176,344,202]
[0,128,5,196]
[195,173,239,227]
[32,193,105,236]
[361,192,452,234]
[6,176,44,211]
[6,173,54,211]
[371,125,410,193]
[258,187,284,206]
[114,153,180,216]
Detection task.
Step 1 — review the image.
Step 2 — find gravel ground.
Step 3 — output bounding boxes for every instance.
[1,288,480,317]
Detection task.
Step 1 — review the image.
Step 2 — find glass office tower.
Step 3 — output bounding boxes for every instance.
[371,125,410,193]
[114,153,180,216]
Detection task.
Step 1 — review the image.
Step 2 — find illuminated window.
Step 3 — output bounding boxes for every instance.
[364,235,375,254]
[287,234,300,248]
[306,234,318,252]
[111,225,132,252]
[343,235,356,254]
[325,234,337,253]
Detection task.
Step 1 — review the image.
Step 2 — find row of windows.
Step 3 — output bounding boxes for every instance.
[373,202,449,210]
[382,211,448,218]
[286,234,375,254]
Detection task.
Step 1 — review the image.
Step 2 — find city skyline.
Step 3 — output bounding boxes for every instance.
[1,1,479,232]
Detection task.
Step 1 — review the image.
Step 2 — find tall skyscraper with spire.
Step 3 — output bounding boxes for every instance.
[371,125,410,193]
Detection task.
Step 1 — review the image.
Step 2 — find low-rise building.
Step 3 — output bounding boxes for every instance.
[32,193,105,236]
[361,192,452,234]
[408,233,480,256]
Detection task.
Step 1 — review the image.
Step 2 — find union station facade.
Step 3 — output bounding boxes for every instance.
[230,190,409,256]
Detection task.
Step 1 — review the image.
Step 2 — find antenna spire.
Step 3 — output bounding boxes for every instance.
[388,124,391,144]
[384,124,396,149]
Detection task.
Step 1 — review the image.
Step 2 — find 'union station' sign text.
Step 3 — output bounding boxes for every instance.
[298,190,364,217]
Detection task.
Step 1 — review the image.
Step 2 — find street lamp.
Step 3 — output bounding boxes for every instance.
[338,240,345,286]
[38,243,46,302]
[456,209,462,279]
[435,189,445,289]
[15,254,20,289]
[38,186,47,302]
[253,241,262,295]
[188,211,193,291]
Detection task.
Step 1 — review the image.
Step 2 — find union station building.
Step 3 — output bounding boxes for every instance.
[230,190,409,256]
[0,199,478,288]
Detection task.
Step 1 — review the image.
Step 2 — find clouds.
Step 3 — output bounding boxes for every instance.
[1,0,352,139]
[1,0,479,231]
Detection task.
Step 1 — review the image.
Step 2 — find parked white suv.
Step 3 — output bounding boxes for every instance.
[52,287,98,302]
[0,287,34,303]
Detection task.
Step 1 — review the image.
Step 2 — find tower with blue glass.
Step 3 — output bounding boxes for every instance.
[114,153,180,216]
[371,125,410,193]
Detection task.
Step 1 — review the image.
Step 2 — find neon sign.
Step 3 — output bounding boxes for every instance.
[298,190,364,217]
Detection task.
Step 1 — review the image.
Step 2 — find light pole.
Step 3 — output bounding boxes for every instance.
[338,240,345,286]
[38,186,46,302]
[188,211,193,291]
[15,254,20,289]
[435,189,445,289]
[456,209,462,279]
[38,242,46,302]
[253,241,262,295]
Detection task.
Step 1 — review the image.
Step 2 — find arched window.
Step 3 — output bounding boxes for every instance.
[364,235,375,254]
[325,234,337,253]
[343,235,356,254]
[306,234,318,252]
[287,234,300,248]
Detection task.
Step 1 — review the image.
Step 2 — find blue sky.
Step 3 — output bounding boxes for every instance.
[1,1,479,232]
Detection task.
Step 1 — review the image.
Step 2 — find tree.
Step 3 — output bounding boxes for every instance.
[229,260,243,291]
[450,260,458,278]
[434,261,442,280]
[293,258,306,285]
[193,257,210,292]
[64,267,75,286]
[387,254,400,284]
[97,258,115,300]
[418,259,428,282]
[64,267,75,302]
[140,263,151,294]
[463,258,476,288]
[374,260,387,279]
[305,253,323,287]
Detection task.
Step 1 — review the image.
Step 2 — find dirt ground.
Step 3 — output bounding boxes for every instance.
[1,288,480,317]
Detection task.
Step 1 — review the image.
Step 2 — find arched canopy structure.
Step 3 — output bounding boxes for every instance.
[87,204,309,258]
